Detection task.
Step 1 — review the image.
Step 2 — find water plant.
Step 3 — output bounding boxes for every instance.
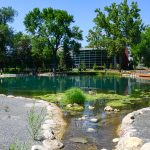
[64,88,85,105]
[27,106,45,140]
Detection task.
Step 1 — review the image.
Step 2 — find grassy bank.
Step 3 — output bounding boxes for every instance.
[33,88,150,110]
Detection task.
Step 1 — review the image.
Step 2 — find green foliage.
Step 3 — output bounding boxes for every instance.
[109,63,113,69]
[0,7,17,68]
[103,63,106,69]
[93,63,98,70]
[64,88,85,104]
[116,64,121,70]
[132,27,150,67]
[27,106,45,140]
[87,0,144,68]
[5,140,29,150]
[78,62,86,71]
[24,7,82,72]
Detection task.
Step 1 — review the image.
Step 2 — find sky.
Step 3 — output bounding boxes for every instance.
[0,0,150,47]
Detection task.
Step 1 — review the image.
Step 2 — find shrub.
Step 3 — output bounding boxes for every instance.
[27,106,45,140]
[93,63,98,70]
[6,140,29,150]
[64,88,85,105]
[109,63,113,69]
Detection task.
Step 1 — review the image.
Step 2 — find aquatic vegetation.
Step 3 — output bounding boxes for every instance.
[33,88,150,110]
[63,88,86,105]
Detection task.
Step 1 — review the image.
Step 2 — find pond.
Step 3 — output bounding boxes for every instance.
[0,75,150,149]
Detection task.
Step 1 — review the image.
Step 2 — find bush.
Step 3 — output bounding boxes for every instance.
[64,88,85,105]
[27,106,45,140]
[109,63,113,69]
[93,63,98,70]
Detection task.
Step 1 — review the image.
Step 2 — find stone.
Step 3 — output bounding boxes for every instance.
[117,137,144,150]
[66,104,73,108]
[104,106,114,111]
[87,128,96,133]
[73,103,79,107]
[88,105,95,110]
[7,95,15,98]
[121,113,135,127]
[90,118,99,123]
[69,137,88,144]
[41,124,51,130]
[43,129,55,140]
[140,142,150,150]
[114,109,120,112]
[31,145,46,150]
[43,139,64,149]
[112,138,119,143]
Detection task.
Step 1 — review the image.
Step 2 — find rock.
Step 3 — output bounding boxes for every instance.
[87,128,96,133]
[43,139,64,149]
[7,95,15,98]
[90,118,99,123]
[69,137,88,144]
[66,104,73,108]
[88,105,95,110]
[73,103,79,107]
[41,124,51,130]
[43,129,55,140]
[140,142,150,150]
[112,138,119,143]
[104,106,114,111]
[117,137,144,150]
[31,145,46,150]
[101,148,107,150]
[44,119,55,124]
[121,113,135,127]
[114,109,120,112]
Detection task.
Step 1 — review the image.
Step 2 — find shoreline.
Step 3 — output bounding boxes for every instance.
[0,94,67,150]
[116,107,150,150]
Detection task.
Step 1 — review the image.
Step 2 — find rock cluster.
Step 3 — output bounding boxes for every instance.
[104,106,120,112]
[116,107,150,150]
[31,102,67,150]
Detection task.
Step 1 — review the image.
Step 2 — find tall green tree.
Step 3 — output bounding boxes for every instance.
[12,32,32,69]
[0,7,17,68]
[132,27,150,67]
[24,7,82,73]
[87,0,144,69]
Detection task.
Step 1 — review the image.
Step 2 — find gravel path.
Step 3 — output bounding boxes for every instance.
[0,95,47,149]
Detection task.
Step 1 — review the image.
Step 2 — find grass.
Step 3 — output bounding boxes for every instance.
[27,106,45,140]
[33,88,150,110]
[63,88,86,105]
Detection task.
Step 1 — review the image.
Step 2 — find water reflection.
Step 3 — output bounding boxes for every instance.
[0,75,150,96]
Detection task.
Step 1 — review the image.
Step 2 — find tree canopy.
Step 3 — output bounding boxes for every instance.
[0,7,17,68]
[24,7,83,73]
[132,27,150,67]
[87,0,144,68]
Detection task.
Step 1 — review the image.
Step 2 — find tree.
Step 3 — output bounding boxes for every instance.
[0,7,17,68]
[132,27,150,67]
[12,32,32,69]
[87,0,144,69]
[24,7,82,73]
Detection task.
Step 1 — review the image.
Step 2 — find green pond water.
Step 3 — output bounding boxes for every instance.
[0,75,150,149]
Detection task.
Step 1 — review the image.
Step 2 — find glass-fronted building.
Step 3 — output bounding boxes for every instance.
[71,48,114,68]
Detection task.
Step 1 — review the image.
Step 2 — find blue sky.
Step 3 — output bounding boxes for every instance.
[0,0,150,47]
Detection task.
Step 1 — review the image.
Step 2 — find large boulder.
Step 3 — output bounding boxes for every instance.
[140,142,150,150]
[117,137,144,150]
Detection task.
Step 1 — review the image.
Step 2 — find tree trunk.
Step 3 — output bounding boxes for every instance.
[52,50,57,74]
